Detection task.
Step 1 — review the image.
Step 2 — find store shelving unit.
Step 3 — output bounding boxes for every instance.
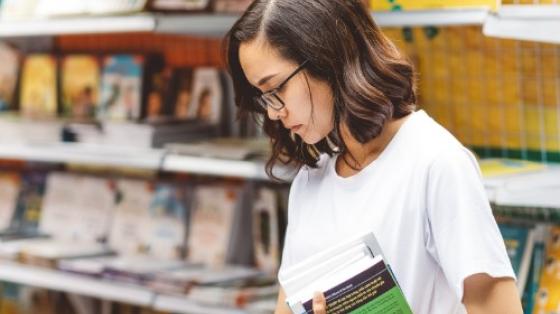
[0,4,558,312]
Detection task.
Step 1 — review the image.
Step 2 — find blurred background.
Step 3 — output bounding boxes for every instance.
[0,0,558,313]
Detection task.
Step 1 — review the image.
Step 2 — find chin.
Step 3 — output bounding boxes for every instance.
[300,132,323,145]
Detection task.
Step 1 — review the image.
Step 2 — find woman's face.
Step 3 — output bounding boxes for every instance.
[239,38,334,144]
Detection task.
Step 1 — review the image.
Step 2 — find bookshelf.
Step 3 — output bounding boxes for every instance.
[153,294,246,314]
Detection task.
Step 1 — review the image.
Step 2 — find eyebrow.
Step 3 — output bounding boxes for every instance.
[256,73,278,87]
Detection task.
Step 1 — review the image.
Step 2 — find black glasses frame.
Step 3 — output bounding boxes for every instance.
[255,60,309,111]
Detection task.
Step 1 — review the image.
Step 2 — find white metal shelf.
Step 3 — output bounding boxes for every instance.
[0,14,238,38]
[0,9,491,38]
[483,5,560,44]
[0,143,165,170]
[153,294,247,314]
[0,260,154,306]
[372,7,489,27]
[163,154,286,181]
[0,261,253,313]
[0,142,294,181]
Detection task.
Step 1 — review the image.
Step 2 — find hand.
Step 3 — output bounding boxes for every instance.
[312,291,327,314]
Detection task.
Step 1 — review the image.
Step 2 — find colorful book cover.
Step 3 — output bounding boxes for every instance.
[98,55,144,121]
[499,223,534,293]
[0,43,20,111]
[145,64,173,121]
[524,226,545,314]
[39,173,114,242]
[143,183,188,260]
[61,55,100,120]
[168,68,194,120]
[479,159,546,178]
[300,256,411,314]
[19,54,58,118]
[9,171,46,235]
[0,173,21,231]
[108,179,154,255]
[533,226,560,314]
[188,185,239,267]
[189,68,223,124]
[253,187,280,274]
[369,0,499,11]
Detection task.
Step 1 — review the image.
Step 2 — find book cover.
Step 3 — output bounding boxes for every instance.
[524,225,546,314]
[108,178,154,255]
[167,67,194,120]
[189,68,223,124]
[292,254,411,314]
[145,63,173,121]
[61,55,100,120]
[533,226,560,314]
[188,184,240,267]
[39,173,114,243]
[98,55,144,121]
[280,232,412,314]
[0,43,20,111]
[19,54,58,118]
[9,171,47,235]
[499,223,535,294]
[253,187,280,274]
[143,182,188,260]
[0,0,38,20]
[0,172,21,231]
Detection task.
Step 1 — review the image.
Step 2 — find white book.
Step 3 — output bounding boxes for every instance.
[0,173,21,231]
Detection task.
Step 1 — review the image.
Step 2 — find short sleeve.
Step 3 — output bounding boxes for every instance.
[425,147,515,301]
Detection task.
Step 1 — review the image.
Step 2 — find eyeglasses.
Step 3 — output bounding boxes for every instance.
[255,60,308,111]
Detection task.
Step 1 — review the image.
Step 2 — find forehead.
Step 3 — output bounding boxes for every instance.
[239,38,294,87]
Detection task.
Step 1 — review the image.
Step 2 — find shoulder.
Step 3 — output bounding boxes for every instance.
[407,110,478,169]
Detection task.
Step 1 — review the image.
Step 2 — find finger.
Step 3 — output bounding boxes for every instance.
[313,291,327,314]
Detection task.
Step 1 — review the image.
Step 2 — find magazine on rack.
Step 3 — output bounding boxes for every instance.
[279,232,412,314]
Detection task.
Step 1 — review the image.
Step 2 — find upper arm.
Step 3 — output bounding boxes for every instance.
[426,148,516,299]
[275,287,292,314]
[462,273,522,314]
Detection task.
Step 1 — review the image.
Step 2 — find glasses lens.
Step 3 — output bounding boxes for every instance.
[262,93,284,110]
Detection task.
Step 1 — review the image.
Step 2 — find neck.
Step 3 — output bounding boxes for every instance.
[338,115,409,170]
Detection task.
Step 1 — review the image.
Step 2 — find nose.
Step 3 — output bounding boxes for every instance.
[267,106,287,121]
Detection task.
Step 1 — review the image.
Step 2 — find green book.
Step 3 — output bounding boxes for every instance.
[279,233,412,314]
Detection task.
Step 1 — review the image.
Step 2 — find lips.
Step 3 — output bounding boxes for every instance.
[290,124,303,132]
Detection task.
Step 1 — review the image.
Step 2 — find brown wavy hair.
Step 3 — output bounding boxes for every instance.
[224,0,416,180]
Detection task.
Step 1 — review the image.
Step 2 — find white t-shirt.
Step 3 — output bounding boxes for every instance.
[278,110,515,314]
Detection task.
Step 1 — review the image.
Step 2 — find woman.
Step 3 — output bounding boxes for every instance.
[224,1,522,313]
